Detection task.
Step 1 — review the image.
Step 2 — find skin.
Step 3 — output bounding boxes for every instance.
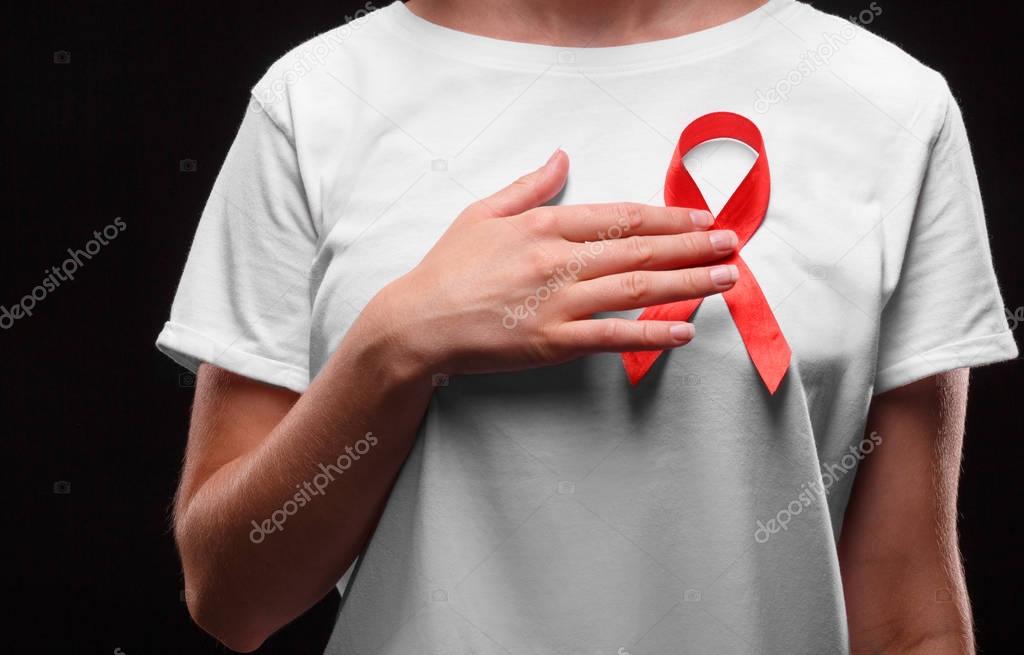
[405,0,772,47]
[176,152,742,651]
[174,1,978,652]
[841,370,975,654]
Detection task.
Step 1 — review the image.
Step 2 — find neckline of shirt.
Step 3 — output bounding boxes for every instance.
[383,0,802,73]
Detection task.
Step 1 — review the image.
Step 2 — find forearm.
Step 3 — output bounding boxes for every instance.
[844,555,974,654]
[842,491,975,654]
[885,633,973,655]
[851,626,973,654]
[172,160,736,649]
[176,295,435,650]
[842,371,975,655]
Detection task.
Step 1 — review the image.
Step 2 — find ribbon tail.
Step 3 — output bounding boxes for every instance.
[751,331,791,394]
[722,259,791,394]
[621,350,662,385]
[620,298,703,385]
[626,112,787,389]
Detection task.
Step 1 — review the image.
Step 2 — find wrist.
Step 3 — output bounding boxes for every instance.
[351,279,442,385]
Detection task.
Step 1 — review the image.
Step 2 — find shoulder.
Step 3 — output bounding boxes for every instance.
[782,1,954,140]
[247,1,400,134]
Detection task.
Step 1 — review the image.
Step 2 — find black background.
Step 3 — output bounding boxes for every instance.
[10,1,1022,653]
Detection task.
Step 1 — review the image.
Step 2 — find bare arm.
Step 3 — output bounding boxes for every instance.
[176,322,433,652]
[839,369,974,654]
[174,151,742,651]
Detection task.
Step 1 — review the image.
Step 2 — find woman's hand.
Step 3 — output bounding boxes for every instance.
[375,149,739,376]
[174,152,737,652]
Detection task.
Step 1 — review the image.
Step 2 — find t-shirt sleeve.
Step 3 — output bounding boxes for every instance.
[155,96,317,393]
[874,83,1018,394]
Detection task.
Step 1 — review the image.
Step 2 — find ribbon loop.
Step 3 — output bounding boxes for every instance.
[621,112,791,394]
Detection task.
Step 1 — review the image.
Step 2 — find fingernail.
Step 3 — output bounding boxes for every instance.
[709,230,738,253]
[709,264,739,288]
[689,210,714,228]
[546,148,563,166]
[670,324,695,342]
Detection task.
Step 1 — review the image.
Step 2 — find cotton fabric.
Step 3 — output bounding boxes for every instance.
[157,1,1018,652]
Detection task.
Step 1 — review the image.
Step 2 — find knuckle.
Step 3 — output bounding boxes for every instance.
[616,203,645,233]
[527,244,560,274]
[670,207,689,231]
[527,207,558,234]
[511,177,540,204]
[601,319,623,344]
[575,204,596,223]
[621,271,650,303]
[640,321,660,346]
[466,199,491,217]
[627,236,654,267]
[511,175,534,191]
[679,268,706,295]
[679,233,705,260]
[529,327,560,360]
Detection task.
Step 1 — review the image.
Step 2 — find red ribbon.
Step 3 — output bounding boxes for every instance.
[621,112,791,394]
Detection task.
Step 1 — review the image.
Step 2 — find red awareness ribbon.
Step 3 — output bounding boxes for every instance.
[621,112,791,394]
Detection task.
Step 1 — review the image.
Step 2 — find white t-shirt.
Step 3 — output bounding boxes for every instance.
[157,1,1018,652]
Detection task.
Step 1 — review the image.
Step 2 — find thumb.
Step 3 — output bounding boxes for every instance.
[472,149,568,219]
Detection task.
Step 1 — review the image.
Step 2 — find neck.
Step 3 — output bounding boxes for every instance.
[402,0,770,47]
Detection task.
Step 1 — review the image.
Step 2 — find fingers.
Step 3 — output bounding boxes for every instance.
[526,203,714,241]
[566,230,738,281]
[552,318,695,354]
[564,264,739,315]
[467,149,570,220]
